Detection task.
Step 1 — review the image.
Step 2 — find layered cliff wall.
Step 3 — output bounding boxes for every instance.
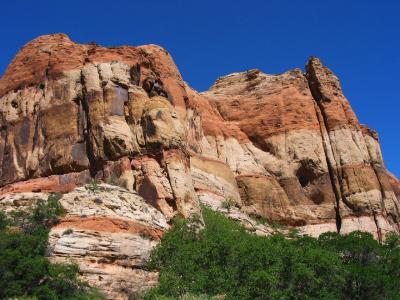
[0,34,399,298]
[197,60,399,238]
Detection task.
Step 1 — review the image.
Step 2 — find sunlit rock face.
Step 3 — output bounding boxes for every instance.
[0,33,200,220]
[195,58,399,239]
[0,34,399,298]
[0,184,168,299]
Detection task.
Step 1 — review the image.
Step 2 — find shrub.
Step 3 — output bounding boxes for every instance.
[0,210,9,230]
[62,228,74,235]
[220,198,235,210]
[87,179,100,193]
[318,231,400,299]
[145,207,400,300]
[0,194,104,299]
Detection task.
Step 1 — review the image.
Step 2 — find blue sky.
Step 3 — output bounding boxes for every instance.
[1,1,399,176]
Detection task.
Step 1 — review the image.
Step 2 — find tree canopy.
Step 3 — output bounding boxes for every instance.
[145,207,400,300]
[0,193,104,300]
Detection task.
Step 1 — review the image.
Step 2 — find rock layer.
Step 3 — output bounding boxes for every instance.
[0,184,168,299]
[197,59,399,238]
[0,33,200,220]
[0,34,399,298]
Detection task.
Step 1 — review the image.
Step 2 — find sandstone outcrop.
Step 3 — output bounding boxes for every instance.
[197,59,399,238]
[0,34,399,298]
[0,184,168,299]
[0,33,200,220]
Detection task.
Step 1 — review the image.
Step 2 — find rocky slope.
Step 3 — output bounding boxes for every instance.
[0,184,167,299]
[0,34,399,298]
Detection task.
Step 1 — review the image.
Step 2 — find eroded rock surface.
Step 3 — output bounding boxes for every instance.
[0,184,168,299]
[196,59,399,238]
[0,33,200,220]
[1,34,399,298]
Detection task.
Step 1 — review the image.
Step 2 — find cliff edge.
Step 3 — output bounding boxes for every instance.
[0,34,399,298]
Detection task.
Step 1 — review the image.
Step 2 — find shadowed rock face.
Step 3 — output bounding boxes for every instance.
[0,34,399,298]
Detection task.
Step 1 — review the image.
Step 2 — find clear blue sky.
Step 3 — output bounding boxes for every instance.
[1,1,399,177]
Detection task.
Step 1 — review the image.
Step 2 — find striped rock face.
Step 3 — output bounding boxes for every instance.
[194,58,400,239]
[0,184,168,299]
[0,34,399,297]
[0,33,200,219]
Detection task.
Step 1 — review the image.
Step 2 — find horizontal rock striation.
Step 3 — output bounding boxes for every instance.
[197,59,399,238]
[0,184,168,299]
[0,34,399,298]
[0,33,200,219]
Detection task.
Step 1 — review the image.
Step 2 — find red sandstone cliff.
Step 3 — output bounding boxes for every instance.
[0,34,399,298]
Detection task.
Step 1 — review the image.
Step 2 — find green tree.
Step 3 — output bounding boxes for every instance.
[319,231,400,299]
[146,208,347,300]
[0,194,104,300]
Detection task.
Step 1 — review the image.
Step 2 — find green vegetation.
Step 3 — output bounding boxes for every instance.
[220,198,236,210]
[145,207,400,300]
[0,193,104,300]
[87,179,100,193]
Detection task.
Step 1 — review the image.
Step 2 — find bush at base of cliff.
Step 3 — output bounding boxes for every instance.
[145,207,400,300]
[0,194,104,300]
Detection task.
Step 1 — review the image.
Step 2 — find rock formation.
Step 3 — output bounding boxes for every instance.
[0,34,399,298]
[0,184,167,299]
